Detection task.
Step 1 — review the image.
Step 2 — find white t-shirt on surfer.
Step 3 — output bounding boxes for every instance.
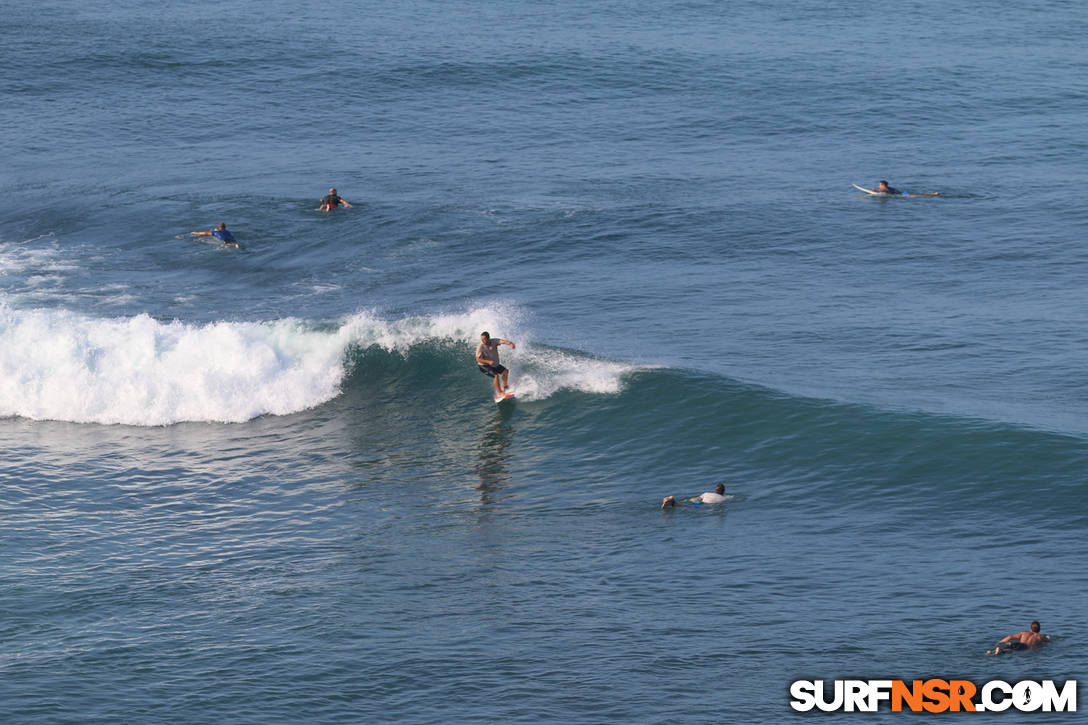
[696,491,726,504]
[476,340,502,365]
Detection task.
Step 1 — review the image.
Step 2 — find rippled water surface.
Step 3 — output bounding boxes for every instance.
[2,1,1087,722]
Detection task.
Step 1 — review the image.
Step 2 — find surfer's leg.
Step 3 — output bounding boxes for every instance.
[501,369,509,392]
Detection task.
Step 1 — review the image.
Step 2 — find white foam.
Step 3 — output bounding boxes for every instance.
[0,304,351,425]
[0,236,72,277]
[0,302,641,425]
[506,345,641,401]
[332,303,525,353]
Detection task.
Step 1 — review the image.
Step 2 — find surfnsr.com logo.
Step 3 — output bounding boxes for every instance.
[789,679,1077,713]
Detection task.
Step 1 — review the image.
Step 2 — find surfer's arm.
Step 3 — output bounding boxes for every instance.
[996,634,1020,644]
[340,200,352,207]
[190,230,213,236]
[500,339,515,349]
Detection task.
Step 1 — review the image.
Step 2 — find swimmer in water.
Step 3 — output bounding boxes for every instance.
[661,483,727,509]
[987,620,1050,655]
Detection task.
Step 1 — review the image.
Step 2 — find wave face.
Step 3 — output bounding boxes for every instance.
[0,303,639,425]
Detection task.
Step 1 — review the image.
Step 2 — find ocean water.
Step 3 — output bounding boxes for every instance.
[2,1,1086,722]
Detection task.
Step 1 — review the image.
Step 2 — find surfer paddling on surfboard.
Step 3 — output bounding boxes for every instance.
[661,484,729,509]
[476,331,515,399]
[855,180,940,197]
[318,187,352,212]
[986,620,1051,655]
[191,222,240,248]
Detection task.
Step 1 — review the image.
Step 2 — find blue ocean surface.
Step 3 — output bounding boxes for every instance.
[2,1,1086,722]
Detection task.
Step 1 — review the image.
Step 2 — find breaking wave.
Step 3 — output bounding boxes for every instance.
[0,302,641,425]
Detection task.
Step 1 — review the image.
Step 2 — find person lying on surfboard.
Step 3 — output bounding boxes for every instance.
[319,187,352,212]
[661,484,728,509]
[476,331,515,396]
[864,180,940,197]
[191,222,239,248]
[986,620,1050,655]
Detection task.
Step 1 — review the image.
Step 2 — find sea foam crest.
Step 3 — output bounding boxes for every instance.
[511,346,637,399]
[0,305,352,425]
[0,304,637,425]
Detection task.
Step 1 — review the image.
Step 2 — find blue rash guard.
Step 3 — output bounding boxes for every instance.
[212,228,235,243]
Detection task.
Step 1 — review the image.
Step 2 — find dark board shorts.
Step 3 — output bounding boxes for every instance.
[478,363,507,377]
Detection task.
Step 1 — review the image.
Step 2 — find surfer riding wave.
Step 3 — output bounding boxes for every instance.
[475,331,514,397]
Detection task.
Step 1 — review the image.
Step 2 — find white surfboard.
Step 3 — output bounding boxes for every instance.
[493,388,516,404]
[853,183,884,195]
